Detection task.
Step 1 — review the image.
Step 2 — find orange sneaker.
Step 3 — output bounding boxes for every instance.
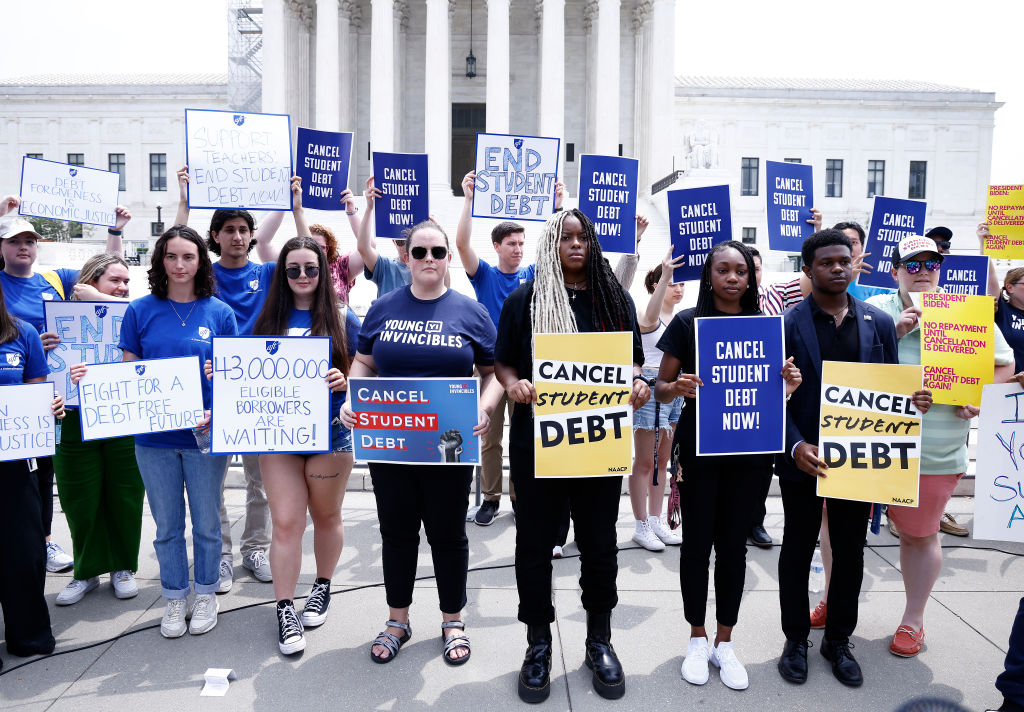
[890,625,925,657]
[809,600,827,629]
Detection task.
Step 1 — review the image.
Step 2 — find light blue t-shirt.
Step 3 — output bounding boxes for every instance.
[0,319,48,384]
[0,269,79,332]
[848,280,893,302]
[469,260,536,326]
[363,256,410,298]
[213,260,276,336]
[287,306,361,416]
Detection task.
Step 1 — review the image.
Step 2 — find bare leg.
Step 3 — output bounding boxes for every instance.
[260,453,309,603]
[629,429,656,521]
[647,423,675,518]
[898,532,942,630]
[304,452,353,579]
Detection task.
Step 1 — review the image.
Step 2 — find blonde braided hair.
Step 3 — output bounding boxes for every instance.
[530,210,578,335]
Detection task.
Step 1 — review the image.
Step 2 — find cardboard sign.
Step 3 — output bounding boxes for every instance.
[984,184,1024,259]
[43,301,128,407]
[577,154,639,254]
[472,133,560,221]
[185,108,292,210]
[78,356,205,440]
[296,127,353,210]
[350,377,481,465]
[19,157,120,227]
[817,361,923,506]
[974,383,1024,542]
[695,315,785,455]
[765,160,814,252]
[667,185,732,282]
[938,254,990,296]
[372,152,430,239]
[210,336,332,454]
[858,196,927,289]
[920,292,995,406]
[0,382,56,462]
[533,332,632,477]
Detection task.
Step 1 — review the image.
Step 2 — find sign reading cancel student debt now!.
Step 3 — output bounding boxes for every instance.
[765,161,814,252]
[19,157,120,227]
[667,185,731,282]
[858,196,926,290]
[577,154,638,254]
[372,152,430,238]
[533,332,632,477]
[974,383,1024,542]
[0,382,57,462]
[473,133,560,221]
[817,361,923,506]
[920,292,994,406]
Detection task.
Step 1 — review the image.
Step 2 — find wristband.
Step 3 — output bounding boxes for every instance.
[632,374,649,384]
[346,207,359,215]
[107,228,122,236]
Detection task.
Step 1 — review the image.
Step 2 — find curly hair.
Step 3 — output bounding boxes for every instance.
[148,225,216,299]
[205,209,257,256]
[309,223,340,263]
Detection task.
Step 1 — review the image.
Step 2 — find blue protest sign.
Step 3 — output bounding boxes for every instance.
[695,315,785,455]
[938,254,990,296]
[19,157,120,227]
[372,152,430,239]
[667,185,732,282]
[577,155,639,254]
[296,127,353,210]
[44,301,128,407]
[859,196,927,289]
[766,160,814,252]
[350,377,480,465]
[472,132,560,222]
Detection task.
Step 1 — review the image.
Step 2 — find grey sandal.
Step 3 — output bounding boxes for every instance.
[370,619,411,664]
[441,620,471,666]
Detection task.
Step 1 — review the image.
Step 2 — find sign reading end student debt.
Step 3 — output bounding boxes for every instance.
[185,108,292,210]
[372,152,429,239]
[974,383,1024,543]
[211,337,331,454]
[473,133,560,221]
[859,196,926,289]
[533,332,632,477]
[19,157,120,227]
[350,378,481,465]
[667,185,731,282]
[44,301,128,407]
[695,315,785,455]
[984,184,1024,259]
[0,382,56,461]
[577,155,638,254]
[817,361,923,506]
[296,127,352,210]
[765,161,814,252]
[921,292,994,406]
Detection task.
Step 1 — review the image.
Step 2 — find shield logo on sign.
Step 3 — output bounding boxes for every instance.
[233,115,245,126]
[198,327,211,339]
[94,306,108,318]
[135,364,146,376]
[266,341,280,355]
[6,353,20,366]
[249,279,260,291]
[42,293,53,300]
[514,138,524,150]
[69,168,78,177]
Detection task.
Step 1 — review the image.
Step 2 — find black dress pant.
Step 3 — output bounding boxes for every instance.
[997,596,1024,708]
[36,455,54,537]
[750,463,774,528]
[778,476,869,643]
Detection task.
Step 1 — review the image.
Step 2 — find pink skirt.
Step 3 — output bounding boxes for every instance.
[888,473,963,538]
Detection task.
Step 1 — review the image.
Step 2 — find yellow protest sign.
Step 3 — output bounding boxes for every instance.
[920,292,994,405]
[984,185,1024,258]
[533,332,633,477]
[817,361,922,506]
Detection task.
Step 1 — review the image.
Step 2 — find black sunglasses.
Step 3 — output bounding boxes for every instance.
[285,265,320,279]
[410,245,448,260]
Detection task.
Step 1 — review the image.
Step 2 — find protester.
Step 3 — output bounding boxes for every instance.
[996,266,1024,373]
[358,177,413,297]
[989,597,1024,712]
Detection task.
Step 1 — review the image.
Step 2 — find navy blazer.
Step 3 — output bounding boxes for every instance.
[776,295,900,483]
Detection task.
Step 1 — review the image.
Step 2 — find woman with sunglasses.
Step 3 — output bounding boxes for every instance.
[340,220,497,666]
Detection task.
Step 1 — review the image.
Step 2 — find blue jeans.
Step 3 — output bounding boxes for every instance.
[135,444,230,599]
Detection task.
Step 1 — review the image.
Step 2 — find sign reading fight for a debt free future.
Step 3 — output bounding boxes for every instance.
[295,127,352,210]
[938,255,990,296]
[858,196,926,290]
[210,337,331,455]
[765,161,814,252]
[78,356,205,441]
[576,155,638,254]
[984,185,1024,259]
[974,383,1024,542]
[19,157,120,227]
[817,361,923,506]
[920,292,994,406]
[667,185,732,282]
[695,315,785,455]
[349,377,481,465]
[472,133,560,221]
[185,108,292,210]
[533,332,632,477]
[0,382,56,462]
[372,152,430,239]
[44,301,128,407]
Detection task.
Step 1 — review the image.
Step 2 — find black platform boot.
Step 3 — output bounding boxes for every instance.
[584,612,625,699]
[518,623,552,703]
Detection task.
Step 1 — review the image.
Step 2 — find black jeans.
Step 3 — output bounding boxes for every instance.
[36,456,54,537]
[750,463,774,528]
[997,596,1024,708]
[778,476,869,643]
[368,462,472,614]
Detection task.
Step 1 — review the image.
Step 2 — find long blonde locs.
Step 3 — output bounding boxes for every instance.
[530,210,577,335]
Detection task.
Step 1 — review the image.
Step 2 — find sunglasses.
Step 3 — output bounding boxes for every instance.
[902,259,941,274]
[932,240,951,250]
[394,240,407,248]
[285,265,320,279]
[410,245,448,260]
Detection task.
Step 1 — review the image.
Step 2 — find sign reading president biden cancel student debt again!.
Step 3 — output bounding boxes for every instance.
[921,292,994,406]
[817,361,923,506]
[533,332,633,477]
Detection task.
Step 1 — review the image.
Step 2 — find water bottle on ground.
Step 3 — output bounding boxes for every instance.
[809,548,825,594]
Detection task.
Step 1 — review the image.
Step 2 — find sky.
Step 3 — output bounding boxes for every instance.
[0,0,1020,182]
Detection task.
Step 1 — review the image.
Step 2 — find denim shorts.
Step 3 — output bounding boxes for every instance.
[331,419,353,453]
[634,369,683,431]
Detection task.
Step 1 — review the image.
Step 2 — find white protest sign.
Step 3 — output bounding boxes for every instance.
[472,133,560,222]
[19,157,120,227]
[185,109,292,210]
[44,301,128,407]
[974,383,1024,542]
[78,356,205,440]
[210,336,331,454]
[0,382,56,461]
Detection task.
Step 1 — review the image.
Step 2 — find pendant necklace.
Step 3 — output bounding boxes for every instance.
[564,279,585,301]
[169,300,197,327]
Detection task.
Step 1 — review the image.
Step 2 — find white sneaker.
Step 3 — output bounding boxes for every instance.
[111,570,138,599]
[217,559,233,594]
[242,550,272,582]
[188,593,219,635]
[56,577,99,606]
[711,640,749,690]
[648,515,682,546]
[632,520,666,551]
[45,541,74,573]
[552,545,563,558]
[681,636,711,685]
[161,598,188,638]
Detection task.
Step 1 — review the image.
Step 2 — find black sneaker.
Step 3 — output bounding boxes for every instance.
[474,499,499,526]
[301,579,331,628]
[277,600,305,655]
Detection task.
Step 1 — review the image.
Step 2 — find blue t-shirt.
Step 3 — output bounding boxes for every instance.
[363,256,410,298]
[119,294,238,449]
[996,298,1024,372]
[358,286,495,378]
[848,280,892,302]
[0,269,79,332]
[213,261,276,335]
[469,260,536,326]
[0,319,48,384]
[287,305,361,417]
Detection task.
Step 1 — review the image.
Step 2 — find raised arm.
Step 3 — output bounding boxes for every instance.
[357,177,381,274]
[978,223,1001,297]
[614,215,648,289]
[173,166,190,227]
[456,172,481,278]
[104,206,130,255]
[640,250,683,331]
[0,195,19,217]
[290,175,311,238]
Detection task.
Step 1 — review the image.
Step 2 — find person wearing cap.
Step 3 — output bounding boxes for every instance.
[866,235,1013,658]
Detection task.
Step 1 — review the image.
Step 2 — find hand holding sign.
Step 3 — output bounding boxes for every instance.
[782,356,802,396]
[507,378,537,404]
[0,195,19,216]
[795,442,829,478]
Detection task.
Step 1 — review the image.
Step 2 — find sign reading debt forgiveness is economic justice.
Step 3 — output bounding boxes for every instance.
[295,127,353,210]
[44,301,128,407]
[858,196,927,290]
[974,383,1024,543]
[19,157,120,228]
[372,152,430,239]
[984,184,1024,259]
[667,184,732,282]
[577,154,639,254]
[473,133,560,222]
[765,160,814,252]
[938,254,990,296]
[0,382,57,462]
[920,292,994,406]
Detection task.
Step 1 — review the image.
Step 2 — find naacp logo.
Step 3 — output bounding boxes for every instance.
[266,341,280,355]
[249,279,260,291]
[6,353,20,366]
[233,115,245,126]
[94,306,108,318]
[514,138,524,150]
[69,168,78,177]
[198,327,211,340]
[135,365,146,376]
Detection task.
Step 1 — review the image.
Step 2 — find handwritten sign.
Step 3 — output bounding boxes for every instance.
[19,157,119,227]
[472,133,560,222]
[765,161,814,252]
[817,361,923,506]
[78,356,205,441]
[577,155,638,254]
[296,127,352,210]
[0,382,56,461]
[44,301,128,407]
[185,108,292,210]
[372,152,430,239]
[974,383,1024,542]
[350,377,480,465]
[695,315,785,455]
[984,185,1024,259]
[667,185,732,282]
[938,254,990,296]
[921,292,994,406]
[858,196,927,289]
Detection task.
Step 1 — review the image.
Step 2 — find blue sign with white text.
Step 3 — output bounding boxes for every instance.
[577,154,639,254]
[766,161,814,252]
[859,196,927,289]
[938,254,990,296]
[667,185,732,282]
[373,152,430,239]
[296,127,352,210]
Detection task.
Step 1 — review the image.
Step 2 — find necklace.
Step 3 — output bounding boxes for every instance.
[169,299,198,327]
[564,279,585,302]
[829,304,849,325]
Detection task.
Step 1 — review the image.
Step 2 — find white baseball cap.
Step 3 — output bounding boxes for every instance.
[895,235,943,264]
[0,216,41,241]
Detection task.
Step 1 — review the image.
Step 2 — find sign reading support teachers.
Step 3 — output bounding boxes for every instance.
[44,301,128,407]
[765,161,814,252]
[296,127,353,210]
[984,184,1024,259]
[577,155,638,254]
[667,185,732,282]
[372,152,430,239]
[938,254,990,296]
[0,382,56,462]
[920,292,995,406]
[974,383,1024,542]
[533,332,632,477]
[473,133,560,221]
[185,108,292,210]
[858,196,926,289]
[19,157,120,227]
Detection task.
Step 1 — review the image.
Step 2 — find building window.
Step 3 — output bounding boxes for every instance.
[67,153,84,166]
[26,152,43,160]
[566,143,575,162]
[784,157,802,163]
[867,160,885,198]
[741,157,759,196]
[742,227,756,245]
[108,153,126,191]
[149,153,167,191]
[826,159,843,198]
[909,161,927,200]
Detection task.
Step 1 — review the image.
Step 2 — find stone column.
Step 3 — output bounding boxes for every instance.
[485,0,510,133]
[262,0,288,113]
[645,0,675,186]
[338,1,353,131]
[424,0,452,191]
[316,0,341,130]
[296,2,314,128]
[632,2,649,190]
[538,0,565,179]
[370,0,395,152]
[592,0,620,155]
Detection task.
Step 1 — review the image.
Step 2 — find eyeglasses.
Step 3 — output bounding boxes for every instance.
[394,240,407,248]
[902,260,942,274]
[933,240,951,251]
[410,245,448,260]
[285,265,320,279]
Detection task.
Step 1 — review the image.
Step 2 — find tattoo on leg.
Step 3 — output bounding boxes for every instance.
[308,472,340,479]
